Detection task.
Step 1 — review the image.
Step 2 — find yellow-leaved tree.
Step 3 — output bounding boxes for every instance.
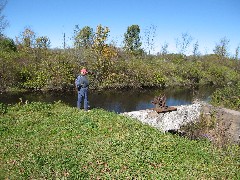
[91,24,118,84]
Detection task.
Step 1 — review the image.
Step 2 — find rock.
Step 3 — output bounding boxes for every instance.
[121,102,203,131]
[121,101,240,144]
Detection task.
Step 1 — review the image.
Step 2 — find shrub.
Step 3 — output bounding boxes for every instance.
[211,82,240,111]
[180,111,231,147]
[0,36,17,52]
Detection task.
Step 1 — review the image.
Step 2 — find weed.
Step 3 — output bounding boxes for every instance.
[0,103,8,115]
[180,110,234,148]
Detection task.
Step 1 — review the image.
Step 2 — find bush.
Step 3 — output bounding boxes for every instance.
[211,82,240,111]
[0,51,20,91]
[0,36,17,52]
[180,111,233,148]
[1,45,240,92]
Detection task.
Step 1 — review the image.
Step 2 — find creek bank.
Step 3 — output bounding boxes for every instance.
[121,101,240,144]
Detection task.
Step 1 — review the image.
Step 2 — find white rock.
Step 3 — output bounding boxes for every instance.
[121,102,203,132]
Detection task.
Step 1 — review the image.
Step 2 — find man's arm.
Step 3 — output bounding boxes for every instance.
[75,76,81,91]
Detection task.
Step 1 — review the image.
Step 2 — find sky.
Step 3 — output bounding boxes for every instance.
[3,0,240,56]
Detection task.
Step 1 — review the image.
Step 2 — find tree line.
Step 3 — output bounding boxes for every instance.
[0,1,240,110]
[1,24,239,91]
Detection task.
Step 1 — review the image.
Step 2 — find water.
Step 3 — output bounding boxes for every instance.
[0,86,216,113]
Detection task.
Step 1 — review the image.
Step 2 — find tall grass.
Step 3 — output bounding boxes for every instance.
[0,101,239,179]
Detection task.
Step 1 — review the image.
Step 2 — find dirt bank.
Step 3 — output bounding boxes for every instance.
[200,103,240,144]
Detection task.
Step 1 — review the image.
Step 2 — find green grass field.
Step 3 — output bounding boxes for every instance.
[0,101,239,179]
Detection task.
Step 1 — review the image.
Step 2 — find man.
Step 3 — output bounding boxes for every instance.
[75,68,89,111]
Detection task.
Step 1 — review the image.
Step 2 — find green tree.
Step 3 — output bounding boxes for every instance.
[34,36,51,60]
[35,36,51,49]
[74,25,93,49]
[213,37,230,59]
[0,0,8,35]
[123,25,142,55]
[0,36,16,52]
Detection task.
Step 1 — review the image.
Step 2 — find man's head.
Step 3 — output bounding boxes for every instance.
[80,68,88,75]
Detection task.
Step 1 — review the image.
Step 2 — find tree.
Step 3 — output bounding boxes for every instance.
[176,32,193,55]
[35,36,50,49]
[234,45,239,60]
[0,36,16,52]
[16,28,36,49]
[89,24,118,84]
[160,42,169,56]
[192,41,200,58]
[92,24,110,56]
[213,37,230,59]
[144,24,156,54]
[74,25,93,49]
[35,36,51,59]
[0,0,8,35]
[123,25,142,55]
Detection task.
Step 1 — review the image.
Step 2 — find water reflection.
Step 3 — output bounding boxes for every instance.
[0,86,216,113]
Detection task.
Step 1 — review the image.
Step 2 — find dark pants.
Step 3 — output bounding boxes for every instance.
[77,87,89,110]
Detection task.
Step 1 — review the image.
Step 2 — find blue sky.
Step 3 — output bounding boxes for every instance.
[3,0,240,55]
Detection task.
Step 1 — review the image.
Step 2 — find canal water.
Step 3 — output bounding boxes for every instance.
[0,86,216,113]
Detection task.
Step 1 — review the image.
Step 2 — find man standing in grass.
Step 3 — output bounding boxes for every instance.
[75,68,89,111]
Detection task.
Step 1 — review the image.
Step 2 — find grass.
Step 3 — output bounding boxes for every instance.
[0,101,239,179]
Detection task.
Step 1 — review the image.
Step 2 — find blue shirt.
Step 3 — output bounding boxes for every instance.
[75,75,89,89]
